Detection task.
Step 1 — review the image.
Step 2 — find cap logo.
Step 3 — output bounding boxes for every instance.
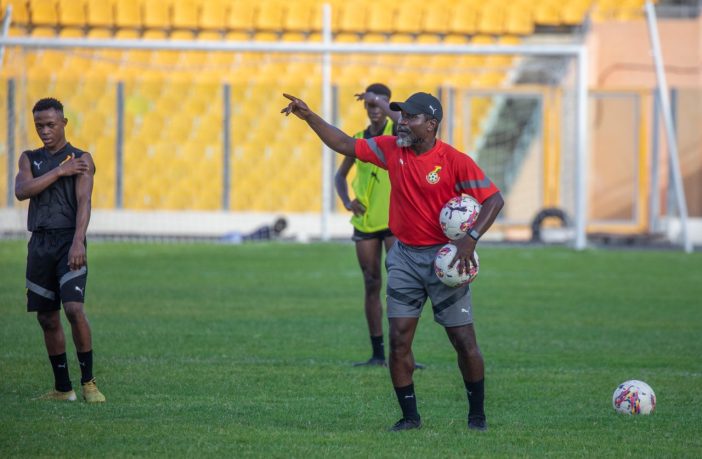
[429,105,437,115]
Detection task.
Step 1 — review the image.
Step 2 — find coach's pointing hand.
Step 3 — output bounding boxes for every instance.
[281,94,312,120]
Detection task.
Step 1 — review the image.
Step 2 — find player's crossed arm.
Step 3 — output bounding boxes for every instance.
[281,94,357,158]
[15,152,91,201]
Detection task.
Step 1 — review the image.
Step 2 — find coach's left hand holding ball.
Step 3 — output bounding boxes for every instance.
[448,192,504,274]
[449,235,478,275]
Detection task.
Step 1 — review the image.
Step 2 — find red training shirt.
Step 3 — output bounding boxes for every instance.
[355,136,500,246]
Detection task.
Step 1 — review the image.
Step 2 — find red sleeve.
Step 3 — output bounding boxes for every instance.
[453,153,500,204]
[354,136,396,170]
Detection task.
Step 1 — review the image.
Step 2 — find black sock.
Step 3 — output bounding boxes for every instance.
[370,335,385,360]
[394,384,420,421]
[77,350,93,384]
[464,378,485,419]
[49,353,72,392]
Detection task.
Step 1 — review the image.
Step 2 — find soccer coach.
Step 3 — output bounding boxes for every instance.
[282,92,503,431]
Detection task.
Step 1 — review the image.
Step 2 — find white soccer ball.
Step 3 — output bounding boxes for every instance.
[439,195,481,240]
[434,244,479,287]
[612,380,656,415]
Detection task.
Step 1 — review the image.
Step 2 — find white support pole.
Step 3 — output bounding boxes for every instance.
[574,46,589,250]
[645,1,693,253]
[0,5,12,67]
[321,3,332,242]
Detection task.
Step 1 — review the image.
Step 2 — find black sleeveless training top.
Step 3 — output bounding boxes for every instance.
[25,143,87,232]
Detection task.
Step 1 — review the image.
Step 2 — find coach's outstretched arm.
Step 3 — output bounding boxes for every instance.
[281,94,356,157]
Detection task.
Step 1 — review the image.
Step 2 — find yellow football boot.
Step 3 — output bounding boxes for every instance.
[81,379,106,403]
[37,389,77,401]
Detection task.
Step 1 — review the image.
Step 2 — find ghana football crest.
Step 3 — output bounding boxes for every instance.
[426,165,441,184]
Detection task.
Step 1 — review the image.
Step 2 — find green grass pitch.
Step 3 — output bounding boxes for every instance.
[1,240,701,457]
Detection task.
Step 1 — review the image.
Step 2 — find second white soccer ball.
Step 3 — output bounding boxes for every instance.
[434,244,479,287]
[439,195,481,240]
[612,380,656,415]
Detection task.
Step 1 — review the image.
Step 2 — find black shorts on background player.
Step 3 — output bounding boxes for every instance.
[26,229,88,312]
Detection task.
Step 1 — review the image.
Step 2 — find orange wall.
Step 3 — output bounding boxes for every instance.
[587,16,702,220]
[589,16,701,89]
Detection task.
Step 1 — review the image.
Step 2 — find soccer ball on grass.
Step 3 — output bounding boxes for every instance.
[612,380,656,415]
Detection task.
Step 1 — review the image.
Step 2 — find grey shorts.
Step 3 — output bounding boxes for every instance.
[385,241,473,327]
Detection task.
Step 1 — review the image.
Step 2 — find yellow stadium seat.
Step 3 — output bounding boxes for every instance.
[197,30,221,40]
[86,27,111,38]
[115,28,139,38]
[199,0,226,30]
[534,2,561,26]
[561,0,590,25]
[281,31,305,42]
[474,71,504,87]
[337,2,366,33]
[7,0,31,25]
[29,0,58,26]
[366,4,394,34]
[504,6,534,35]
[172,0,198,30]
[443,33,470,44]
[448,3,478,35]
[58,27,83,37]
[7,25,29,36]
[477,3,504,35]
[224,30,248,40]
[283,0,313,32]
[30,25,55,36]
[416,33,440,44]
[361,32,386,43]
[255,0,284,31]
[171,30,195,40]
[251,31,277,42]
[86,0,113,29]
[422,5,449,35]
[58,0,86,28]
[613,0,647,21]
[431,36,464,69]
[389,33,413,44]
[394,3,423,35]
[142,29,166,39]
[114,0,141,30]
[227,0,255,32]
[334,31,358,43]
[306,31,321,42]
[142,0,169,30]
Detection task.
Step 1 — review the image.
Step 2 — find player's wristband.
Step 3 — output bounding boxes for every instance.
[468,228,481,241]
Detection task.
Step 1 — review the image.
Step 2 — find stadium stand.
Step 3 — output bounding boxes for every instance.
[1,0,665,212]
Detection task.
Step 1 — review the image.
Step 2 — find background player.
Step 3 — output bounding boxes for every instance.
[282,92,503,432]
[14,98,105,403]
[334,83,399,367]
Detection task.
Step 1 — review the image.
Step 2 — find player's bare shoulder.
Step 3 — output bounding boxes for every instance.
[74,147,96,175]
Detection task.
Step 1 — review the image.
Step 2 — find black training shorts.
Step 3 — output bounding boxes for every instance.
[352,227,394,242]
[26,229,88,312]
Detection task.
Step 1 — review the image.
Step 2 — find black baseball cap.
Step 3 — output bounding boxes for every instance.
[389,92,443,123]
